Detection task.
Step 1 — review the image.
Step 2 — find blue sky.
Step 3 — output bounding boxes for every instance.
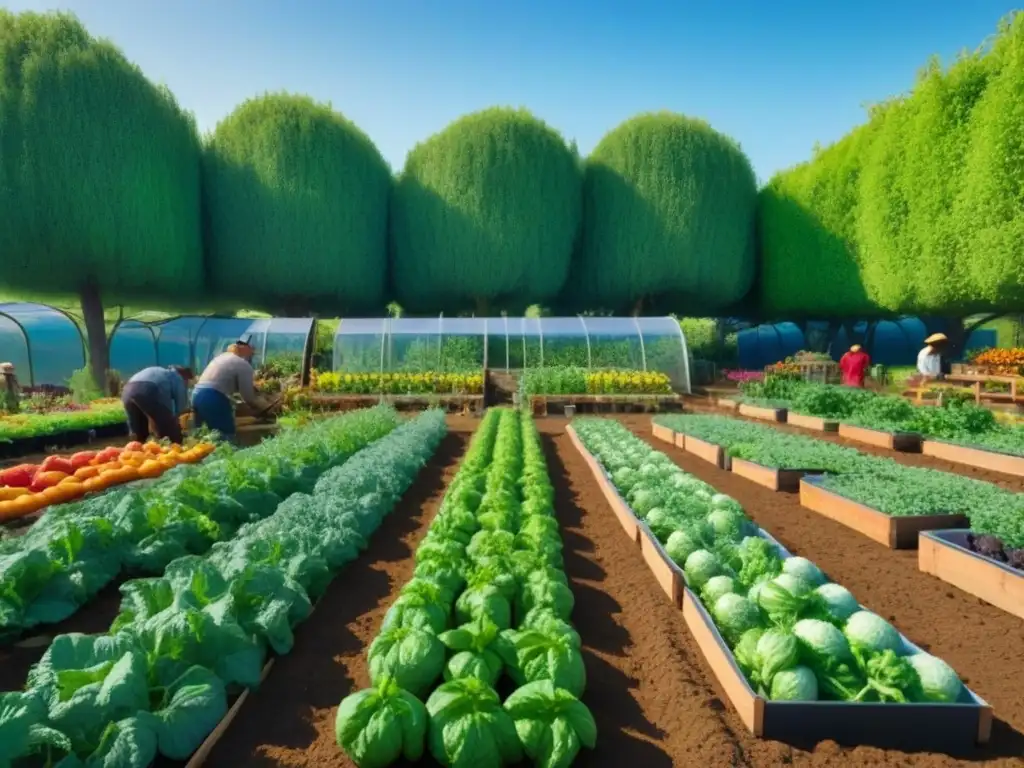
[5,0,1017,183]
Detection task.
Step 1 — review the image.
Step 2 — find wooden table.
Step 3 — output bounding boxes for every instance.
[906,374,1024,405]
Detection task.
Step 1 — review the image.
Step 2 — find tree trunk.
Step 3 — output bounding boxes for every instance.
[80,280,110,395]
[475,297,489,317]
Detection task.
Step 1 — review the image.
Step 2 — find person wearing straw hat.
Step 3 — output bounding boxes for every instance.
[0,362,20,413]
[839,344,871,388]
[917,333,948,379]
[191,340,276,441]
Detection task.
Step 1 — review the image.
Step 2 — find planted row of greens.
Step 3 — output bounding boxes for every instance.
[0,406,401,640]
[573,418,969,705]
[0,401,126,442]
[655,414,1024,549]
[0,409,448,767]
[336,408,597,768]
[738,376,1024,457]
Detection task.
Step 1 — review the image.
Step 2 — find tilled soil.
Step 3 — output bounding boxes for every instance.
[682,400,1024,492]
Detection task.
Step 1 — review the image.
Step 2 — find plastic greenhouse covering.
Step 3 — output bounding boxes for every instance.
[109,316,314,379]
[0,302,87,388]
[332,316,692,391]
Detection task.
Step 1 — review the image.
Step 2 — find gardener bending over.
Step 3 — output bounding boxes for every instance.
[122,365,194,443]
[191,340,274,441]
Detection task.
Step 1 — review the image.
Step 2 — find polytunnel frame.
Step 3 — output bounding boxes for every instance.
[108,314,318,386]
[0,303,88,388]
[334,315,691,393]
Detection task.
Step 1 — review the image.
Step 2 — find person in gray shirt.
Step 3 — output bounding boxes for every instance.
[122,365,194,443]
[191,340,275,440]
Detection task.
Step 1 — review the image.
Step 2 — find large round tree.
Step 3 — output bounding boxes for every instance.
[562,112,757,315]
[202,93,391,315]
[389,107,582,314]
[0,10,203,391]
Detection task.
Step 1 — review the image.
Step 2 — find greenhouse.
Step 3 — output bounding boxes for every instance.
[109,316,315,380]
[0,302,87,388]
[333,316,692,392]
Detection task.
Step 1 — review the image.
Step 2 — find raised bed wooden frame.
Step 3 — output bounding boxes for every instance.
[308,394,484,415]
[682,434,725,468]
[919,530,1024,621]
[837,423,921,452]
[650,422,675,445]
[799,477,968,549]
[738,403,787,423]
[786,412,839,432]
[921,439,1024,478]
[566,425,640,544]
[729,457,816,492]
[530,394,683,416]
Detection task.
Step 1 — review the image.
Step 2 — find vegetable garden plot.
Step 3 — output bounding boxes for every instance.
[0,406,401,643]
[0,409,449,767]
[654,414,1024,555]
[918,531,1024,621]
[336,408,597,768]
[568,418,992,752]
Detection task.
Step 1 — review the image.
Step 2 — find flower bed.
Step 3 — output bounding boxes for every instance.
[570,417,990,748]
[313,370,484,395]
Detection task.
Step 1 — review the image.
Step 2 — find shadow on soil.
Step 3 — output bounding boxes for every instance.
[543,434,674,766]
[206,432,468,766]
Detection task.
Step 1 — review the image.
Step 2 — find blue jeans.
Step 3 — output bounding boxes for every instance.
[191,387,236,439]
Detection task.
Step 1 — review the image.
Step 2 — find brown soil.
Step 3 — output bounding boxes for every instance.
[683,399,1024,492]
[190,412,1024,766]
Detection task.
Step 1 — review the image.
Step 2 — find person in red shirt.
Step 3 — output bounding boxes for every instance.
[838,344,871,388]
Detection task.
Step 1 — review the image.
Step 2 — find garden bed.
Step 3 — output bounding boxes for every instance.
[837,423,922,452]
[786,412,839,432]
[718,397,739,410]
[738,403,787,422]
[529,393,683,416]
[921,438,1024,478]
[918,530,1024,621]
[682,434,726,468]
[799,476,969,549]
[566,424,640,543]
[306,393,484,414]
[0,421,128,460]
[728,457,816,492]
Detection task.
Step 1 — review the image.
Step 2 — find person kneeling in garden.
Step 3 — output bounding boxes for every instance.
[122,365,194,443]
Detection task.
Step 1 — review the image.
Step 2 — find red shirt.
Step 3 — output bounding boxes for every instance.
[839,351,870,387]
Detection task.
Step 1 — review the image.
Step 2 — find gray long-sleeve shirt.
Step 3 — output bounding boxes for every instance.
[127,366,188,415]
[193,352,258,405]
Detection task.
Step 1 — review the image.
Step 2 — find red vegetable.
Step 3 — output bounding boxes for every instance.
[30,470,69,492]
[69,451,97,470]
[0,464,37,488]
[40,456,75,475]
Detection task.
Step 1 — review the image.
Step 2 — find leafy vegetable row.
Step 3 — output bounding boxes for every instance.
[336,408,597,768]
[655,413,1024,548]
[0,406,401,640]
[0,400,126,442]
[0,409,448,767]
[574,418,969,706]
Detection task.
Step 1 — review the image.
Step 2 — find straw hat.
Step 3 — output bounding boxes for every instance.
[924,333,948,345]
[850,344,862,352]
[0,362,14,374]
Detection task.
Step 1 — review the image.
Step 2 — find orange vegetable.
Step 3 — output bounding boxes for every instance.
[137,460,166,479]
[0,494,45,521]
[0,486,29,501]
[30,471,69,492]
[125,441,144,453]
[82,476,110,494]
[96,447,122,464]
[41,482,85,505]
[74,465,101,481]
[144,442,164,455]
[69,451,97,470]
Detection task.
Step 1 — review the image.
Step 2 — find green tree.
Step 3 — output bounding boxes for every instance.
[562,112,757,315]
[0,10,203,391]
[203,93,390,316]
[389,107,582,314]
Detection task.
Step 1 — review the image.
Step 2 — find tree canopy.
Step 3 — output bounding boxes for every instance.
[560,112,757,315]
[202,93,391,315]
[759,11,1024,319]
[0,10,203,301]
[389,107,582,314]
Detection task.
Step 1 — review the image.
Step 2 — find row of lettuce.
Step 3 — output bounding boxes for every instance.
[0,400,127,442]
[736,376,1024,457]
[0,407,448,767]
[655,413,1024,554]
[0,406,404,641]
[336,408,597,768]
[573,418,967,704]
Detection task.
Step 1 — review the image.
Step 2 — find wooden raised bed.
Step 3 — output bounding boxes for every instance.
[530,394,683,416]
[729,457,815,492]
[638,526,683,607]
[650,422,675,445]
[799,477,968,549]
[738,403,786,423]
[717,397,739,410]
[565,425,640,544]
[682,434,725,468]
[838,423,921,452]
[681,586,992,748]
[922,439,1024,478]
[919,530,1024,621]
[309,394,484,415]
[786,412,839,432]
